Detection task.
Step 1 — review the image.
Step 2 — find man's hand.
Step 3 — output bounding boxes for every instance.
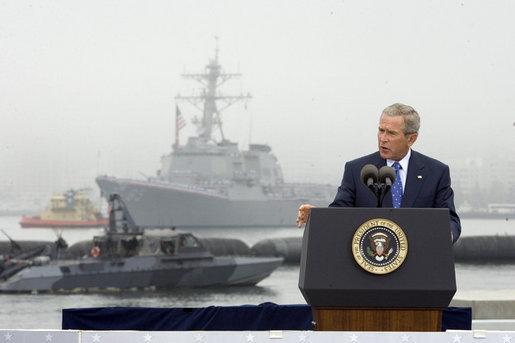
[296,204,315,228]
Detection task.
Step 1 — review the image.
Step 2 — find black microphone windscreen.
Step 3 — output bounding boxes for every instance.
[379,166,396,185]
[360,164,379,185]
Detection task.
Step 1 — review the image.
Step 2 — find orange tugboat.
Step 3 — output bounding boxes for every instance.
[19,189,108,228]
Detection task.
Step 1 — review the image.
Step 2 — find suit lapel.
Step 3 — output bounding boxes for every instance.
[402,151,425,207]
[371,151,386,170]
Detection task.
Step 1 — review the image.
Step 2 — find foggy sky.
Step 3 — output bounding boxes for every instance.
[1,0,514,207]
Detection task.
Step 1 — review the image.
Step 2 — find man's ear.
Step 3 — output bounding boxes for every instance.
[407,133,418,147]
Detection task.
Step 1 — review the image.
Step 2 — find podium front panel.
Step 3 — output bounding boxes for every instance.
[298,208,456,308]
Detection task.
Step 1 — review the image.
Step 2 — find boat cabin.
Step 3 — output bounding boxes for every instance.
[91,230,209,258]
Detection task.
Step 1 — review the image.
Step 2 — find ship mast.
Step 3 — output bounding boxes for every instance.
[175,39,251,142]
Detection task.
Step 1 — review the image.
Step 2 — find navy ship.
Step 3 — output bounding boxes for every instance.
[96,47,335,228]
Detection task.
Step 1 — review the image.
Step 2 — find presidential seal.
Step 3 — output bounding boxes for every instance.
[352,218,408,275]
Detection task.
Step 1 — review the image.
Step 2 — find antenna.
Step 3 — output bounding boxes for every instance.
[215,35,219,63]
[175,38,251,143]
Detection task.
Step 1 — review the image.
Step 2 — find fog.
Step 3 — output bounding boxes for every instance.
[1,0,514,210]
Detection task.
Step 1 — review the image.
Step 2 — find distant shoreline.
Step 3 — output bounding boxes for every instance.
[1,210,514,220]
[460,212,514,220]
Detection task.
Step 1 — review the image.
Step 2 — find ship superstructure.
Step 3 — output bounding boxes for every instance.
[96,47,335,228]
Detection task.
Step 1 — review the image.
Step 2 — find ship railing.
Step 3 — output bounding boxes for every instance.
[145,179,224,195]
[274,182,336,189]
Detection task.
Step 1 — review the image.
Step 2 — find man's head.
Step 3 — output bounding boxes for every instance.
[377,103,420,161]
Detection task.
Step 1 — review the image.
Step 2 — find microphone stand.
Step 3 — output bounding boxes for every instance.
[376,184,383,208]
[377,182,392,208]
[368,182,385,208]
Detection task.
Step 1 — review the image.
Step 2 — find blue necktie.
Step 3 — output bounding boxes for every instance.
[391,162,403,208]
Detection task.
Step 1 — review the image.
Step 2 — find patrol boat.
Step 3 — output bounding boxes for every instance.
[0,194,283,293]
[95,47,335,228]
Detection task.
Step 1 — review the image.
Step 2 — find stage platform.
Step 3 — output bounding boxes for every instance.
[61,303,472,331]
[1,329,515,343]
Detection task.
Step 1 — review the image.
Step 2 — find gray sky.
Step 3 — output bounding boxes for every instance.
[1,0,514,207]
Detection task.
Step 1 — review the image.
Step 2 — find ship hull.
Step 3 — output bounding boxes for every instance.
[19,216,108,229]
[96,176,331,228]
[0,255,283,292]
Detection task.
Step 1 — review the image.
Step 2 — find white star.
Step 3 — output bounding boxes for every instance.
[4,332,12,341]
[400,334,410,342]
[349,334,359,342]
[503,335,513,343]
[246,333,255,342]
[45,333,53,341]
[298,333,308,342]
[92,333,102,342]
[195,334,205,342]
[143,332,152,342]
[452,334,462,343]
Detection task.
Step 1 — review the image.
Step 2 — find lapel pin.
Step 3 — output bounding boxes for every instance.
[417,175,423,179]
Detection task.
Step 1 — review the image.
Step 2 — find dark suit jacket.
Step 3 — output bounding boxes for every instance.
[329,150,461,243]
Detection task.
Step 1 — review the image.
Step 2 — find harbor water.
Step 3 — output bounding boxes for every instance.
[1,215,515,329]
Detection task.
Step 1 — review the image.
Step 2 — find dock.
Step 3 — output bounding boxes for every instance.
[452,289,515,330]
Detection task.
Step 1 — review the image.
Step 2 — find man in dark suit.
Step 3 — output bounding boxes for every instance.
[296,103,461,243]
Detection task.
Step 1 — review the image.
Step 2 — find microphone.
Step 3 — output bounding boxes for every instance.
[379,166,396,192]
[360,164,379,190]
[361,164,396,208]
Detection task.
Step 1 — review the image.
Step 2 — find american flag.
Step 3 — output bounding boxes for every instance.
[176,105,186,131]
[175,105,186,146]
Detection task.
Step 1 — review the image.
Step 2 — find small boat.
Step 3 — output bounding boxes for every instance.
[1,194,283,293]
[19,189,108,228]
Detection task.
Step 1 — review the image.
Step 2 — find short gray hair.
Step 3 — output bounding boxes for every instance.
[381,103,420,134]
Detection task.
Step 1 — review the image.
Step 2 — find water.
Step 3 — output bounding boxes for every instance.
[1,216,515,329]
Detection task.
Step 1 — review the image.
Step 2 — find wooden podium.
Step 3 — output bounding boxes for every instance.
[298,208,456,332]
